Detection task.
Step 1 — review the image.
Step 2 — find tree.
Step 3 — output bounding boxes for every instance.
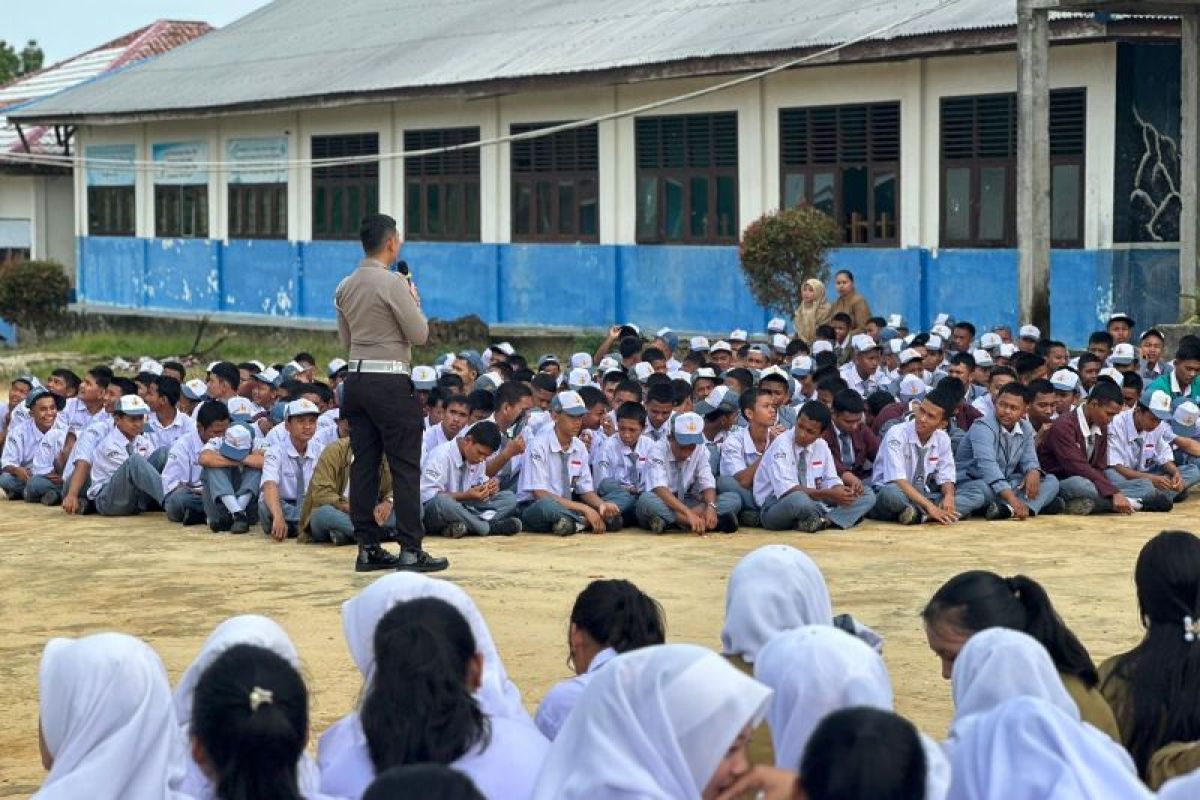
[20,40,43,74]
[739,205,841,314]
[0,260,70,338]
[0,39,45,84]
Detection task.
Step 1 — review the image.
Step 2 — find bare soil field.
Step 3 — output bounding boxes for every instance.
[0,499,1179,794]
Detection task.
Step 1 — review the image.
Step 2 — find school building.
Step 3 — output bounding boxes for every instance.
[6,0,1189,347]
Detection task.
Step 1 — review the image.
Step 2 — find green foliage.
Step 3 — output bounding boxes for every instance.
[0,39,44,84]
[739,205,840,314]
[0,260,69,336]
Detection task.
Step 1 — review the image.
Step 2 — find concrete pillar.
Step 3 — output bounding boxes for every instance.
[1017,1,1052,334]
[1181,12,1200,320]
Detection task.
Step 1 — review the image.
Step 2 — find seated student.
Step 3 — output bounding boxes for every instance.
[709,340,736,373]
[718,388,781,527]
[1049,368,1081,416]
[1075,352,1103,395]
[697,386,741,476]
[1037,380,1138,516]
[85,394,164,516]
[922,570,1120,740]
[31,633,185,800]
[754,400,876,532]
[829,312,853,361]
[477,380,533,492]
[636,412,740,534]
[642,382,676,442]
[421,394,470,462]
[1106,388,1198,509]
[60,377,130,515]
[1120,369,1144,408]
[575,385,611,455]
[872,375,928,437]
[757,367,797,428]
[199,420,265,534]
[838,335,885,398]
[518,390,621,535]
[824,389,880,487]
[1010,352,1047,385]
[421,421,521,538]
[1139,328,1170,381]
[2,389,65,502]
[591,402,651,525]
[465,389,494,424]
[194,361,242,419]
[971,366,1017,417]
[723,367,756,399]
[144,375,195,461]
[365,765,485,800]
[259,399,325,541]
[177,379,208,418]
[870,385,987,525]
[534,579,666,741]
[46,369,80,415]
[0,374,35,441]
[1149,337,1200,402]
[59,367,110,447]
[814,375,849,409]
[1088,330,1115,365]
[296,418,383,545]
[955,382,1063,519]
[161,400,231,527]
[1026,377,1058,448]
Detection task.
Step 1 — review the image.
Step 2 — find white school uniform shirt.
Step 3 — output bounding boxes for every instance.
[1107,408,1173,471]
[86,427,156,499]
[643,436,715,498]
[871,419,955,489]
[592,434,652,487]
[146,409,196,452]
[535,646,618,741]
[33,633,190,800]
[317,407,339,428]
[421,421,454,461]
[420,439,488,504]
[62,417,113,485]
[160,431,206,496]
[645,416,673,442]
[518,429,594,502]
[261,436,324,502]
[312,422,341,450]
[61,398,103,435]
[839,361,884,398]
[1,417,48,470]
[0,402,8,436]
[30,425,68,477]
[971,392,995,416]
[719,425,767,478]
[752,432,841,508]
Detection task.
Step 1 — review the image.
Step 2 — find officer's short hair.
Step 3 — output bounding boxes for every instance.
[360,213,398,254]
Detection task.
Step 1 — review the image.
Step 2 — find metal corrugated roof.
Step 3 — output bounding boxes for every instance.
[10,0,1124,123]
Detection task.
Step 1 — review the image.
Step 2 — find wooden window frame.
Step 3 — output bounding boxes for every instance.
[228,183,287,240]
[87,185,136,237]
[404,127,481,242]
[510,122,600,244]
[311,133,380,241]
[154,184,209,239]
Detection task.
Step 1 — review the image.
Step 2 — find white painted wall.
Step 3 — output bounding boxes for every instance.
[0,175,33,219]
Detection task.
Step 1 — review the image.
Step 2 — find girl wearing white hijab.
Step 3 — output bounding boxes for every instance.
[172,615,328,800]
[531,643,772,800]
[34,632,190,800]
[754,627,949,800]
[947,697,1151,800]
[1158,769,1200,800]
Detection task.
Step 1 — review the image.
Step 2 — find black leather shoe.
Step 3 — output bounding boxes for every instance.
[397,547,449,573]
[230,512,250,534]
[356,545,400,572]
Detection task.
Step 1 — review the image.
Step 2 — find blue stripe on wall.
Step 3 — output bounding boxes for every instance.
[75,237,1179,349]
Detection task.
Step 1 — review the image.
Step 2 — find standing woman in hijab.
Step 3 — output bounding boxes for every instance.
[793,278,833,345]
[532,643,771,800]
[1100,530,1200,787]
[34,632,190,800]
[829,270,872,334]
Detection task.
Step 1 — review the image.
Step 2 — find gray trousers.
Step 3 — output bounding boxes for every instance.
[1105,465,1200,502]
[760,487,877,530]
[164,488,205,523]
[869,480,988,521]
[978,473,1061,514]
[634,489,741,529]
[201,465,261,528]
[716,475,758,512]
[0,472,26,498]
[24,474,62,504]
[258,497,301,536]
[423,491,519,536]
[520,496,585,533]
[596,478,639,520]
[308,505,365,545]
[95,455,165,516]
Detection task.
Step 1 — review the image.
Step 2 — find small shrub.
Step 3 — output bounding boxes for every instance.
[739,205,840,314]
[0,259,70,337]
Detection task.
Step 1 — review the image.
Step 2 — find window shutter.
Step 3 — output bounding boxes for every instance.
[1049,88,1087,157]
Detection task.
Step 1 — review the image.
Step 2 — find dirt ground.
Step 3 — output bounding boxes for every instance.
[0,499,1183,795]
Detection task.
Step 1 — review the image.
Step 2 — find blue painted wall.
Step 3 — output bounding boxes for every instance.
[75,236,1178,349]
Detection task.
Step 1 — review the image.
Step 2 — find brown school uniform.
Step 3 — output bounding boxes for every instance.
[1036,408,1119,497]
[831,292,872,334]
[726,654,775,767]
[1100,654,1197,789]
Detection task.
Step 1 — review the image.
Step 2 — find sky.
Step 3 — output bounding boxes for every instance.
[6,0,273,65]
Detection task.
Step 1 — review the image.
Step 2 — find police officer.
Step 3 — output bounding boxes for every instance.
[335,213,448,573]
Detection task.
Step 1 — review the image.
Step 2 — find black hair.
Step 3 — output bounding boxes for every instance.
[682,352,707,369]
[924,570,1099,688]
[531,373,558,394]
[785,338,808,358]
[671,379,693,406]
[925,388,958,421]
[438,373,465,391]
[910,332,930,348]
[210,362,241,391]
[988,366,1018,383]
[814,324,837,341]
[299,382,334,406]
[724,367,755,392]
[1176,340,1200,363]
[738,387,767,418]
[466,389,495,415]
[1105,531,1200,776]
[293,352,315,367]
[954,321,977,339]
[949,352,976,371]
[1088,380,1124,406]
[615,401,648,426]
[237,362,259,374]
[161,361,186,379]
[645,373,672,390]
[832,389,865,415]
[1011,352,1046,378]
[934,376,966,405]
[799,708,926,800]
[577,385,607,410]
[364,765,484,800]
[645,383,675,406]
[602,370,628,386]
[86,366,113,388]
[361,598,490,770]
[641,347,665,363]
[508,354,529,371]
[50,368,81,392]
[443,394,469,412]
[867,316,887,329]
[31,391,66,412]
[569,579,665,664]
[799,399,832,430]
[197,399,233,429]
[490,361,514,381]
[618,337,642,360]
[278,379,304,399]
[759,371,790,390]
[831,312,853,326]
[614,379,643,402]
[617,324,641,341]
[153,375,181,407]
[425,387,445,409]
[835,269,855,282]
[495,380,532,408]
[1028,378,1056,398]
[1123,372,1144,393]
[997,382,1031,404]
[866,390,895,417]
[512,367,535,383]
[816,376,849,396]
[1141,328,1165,343]
[465,420,501,451]
[360,213,398,254]
[191,644,307,800]
[1088,331,1115,348]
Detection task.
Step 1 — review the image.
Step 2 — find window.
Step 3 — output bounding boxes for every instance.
[0,248,29,266]
[155,185,208,238]
[405,127,481,242]
[510,122,598,242]
[635,112,738,244]
[940,89,1086,248]
[312,133,379,240]
[87,186,136,236]
[228,184,287,239]
[780,103,899,246]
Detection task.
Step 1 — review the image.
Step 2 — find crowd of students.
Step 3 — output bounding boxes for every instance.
[29,532,1200,799]
[5,271,1200,540]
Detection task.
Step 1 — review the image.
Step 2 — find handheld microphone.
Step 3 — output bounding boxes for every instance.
[395,260,410,277]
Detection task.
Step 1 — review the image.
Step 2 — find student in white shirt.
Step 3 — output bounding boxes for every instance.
[870,386,986,525]
[1105,388,1198,508]
[421,394,469,462]
[718,388,782,527]
[0,375,35,443]
[162,401,231,526]
[592,402,652,524]
[421,421,521,537]
[480,381,533,492]
[634,411,741,534]
[839,334,886,398]
[61,378,128,515]
[57,367,110,462]
[3,389,66,503]
[22,399,70,506]
[754,400,877,532]
[643,382,676,443]
[145,375,195,461]
[518,391,621,535]
[87,394,163,516]
[260,399,325,541]
[534,579,665,741]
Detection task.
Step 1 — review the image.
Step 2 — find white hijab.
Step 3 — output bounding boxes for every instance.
[947,696,1148,800]
[34,633,190,800]
[755,627,949,800]
[172,615,327,800]
[720,545,834,663]
[340,572,529,724]
[1159,769,1200,800]
[531,644,772,800]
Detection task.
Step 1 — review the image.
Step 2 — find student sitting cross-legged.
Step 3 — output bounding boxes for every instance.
[519,390,622,535]
[635,411,741,534]
[259,399,326,541]
[87,394,165,516]
[298,420,390,545]
[591,401,652,525]
[13,389,67,505]
[717,388,782,528]
[1103,388,1199,510]
[198,420,264,534]
[422,420,521,537]
[954,382,1063,520]
[753,400,876,532]
[161,400,232,526]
